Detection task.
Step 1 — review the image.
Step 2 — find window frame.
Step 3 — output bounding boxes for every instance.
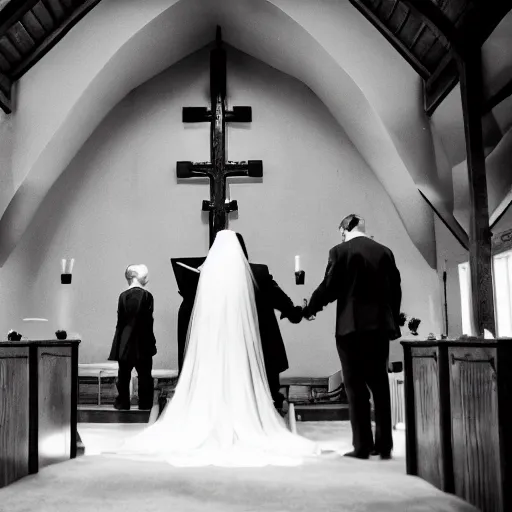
[458,228,512,336]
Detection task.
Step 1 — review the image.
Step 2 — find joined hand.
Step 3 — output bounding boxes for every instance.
[302,299,315,321]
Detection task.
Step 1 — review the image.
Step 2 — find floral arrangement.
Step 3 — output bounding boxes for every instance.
[7,329,22,341]
[55,330,67,340]
[399,312,421,336]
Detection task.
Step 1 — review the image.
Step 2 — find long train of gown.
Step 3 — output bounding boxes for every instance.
[116,233,321,467]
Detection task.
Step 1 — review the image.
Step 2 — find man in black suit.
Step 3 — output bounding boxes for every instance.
[108,264,157,411]
[176,233,302,409]
[303,214,402,459]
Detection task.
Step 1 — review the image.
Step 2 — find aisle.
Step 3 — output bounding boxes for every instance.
[0,422,477,512]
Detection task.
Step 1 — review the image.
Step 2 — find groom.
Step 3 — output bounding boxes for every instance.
[176,232,302,409]
[303,214,402,459]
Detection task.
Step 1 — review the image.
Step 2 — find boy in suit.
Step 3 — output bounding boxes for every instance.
[109,264,157,410]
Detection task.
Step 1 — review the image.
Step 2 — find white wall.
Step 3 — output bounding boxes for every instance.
[0,0,438,270]
[0,46,441,375]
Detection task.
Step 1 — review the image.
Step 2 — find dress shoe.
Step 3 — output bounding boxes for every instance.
[113,402,130,411]
[343,450,370,459]
[138,403,153,410]
[370,449,392,459]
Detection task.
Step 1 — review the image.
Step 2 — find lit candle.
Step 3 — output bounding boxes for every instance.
[69,258,75,274]
[61,259,66,273]
[295,255,300,272]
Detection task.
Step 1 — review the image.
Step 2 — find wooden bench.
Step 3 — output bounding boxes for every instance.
[78,363,178,406]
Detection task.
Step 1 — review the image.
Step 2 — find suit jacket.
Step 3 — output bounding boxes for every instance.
[108,287,157,362]
[251,263,302,375]
[177,259,301,375]
[304,236,402,340]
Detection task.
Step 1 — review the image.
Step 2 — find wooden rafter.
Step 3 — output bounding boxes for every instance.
[0,0,42,39]
[459,2,512,48]
[401,0,464,57]
[490,189,512,229]
[418,190,469,250]
[424,53,458,115]
[349,0,430,79]
[0,87,11,113]
[420,2,512,116]
[0,71,11,113]
[11,0,104,80]
[483,78,512,114]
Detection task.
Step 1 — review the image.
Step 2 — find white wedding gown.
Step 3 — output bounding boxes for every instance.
[118,230,321,467]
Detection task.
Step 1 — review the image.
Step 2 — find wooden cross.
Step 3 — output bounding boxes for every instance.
[177,26,263,247]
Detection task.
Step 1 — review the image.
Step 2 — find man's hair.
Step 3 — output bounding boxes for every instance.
[339,214,365,232]
[235,233,249,260]
[125,264,149,285]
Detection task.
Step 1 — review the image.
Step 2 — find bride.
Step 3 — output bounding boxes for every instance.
[119,229,321,467]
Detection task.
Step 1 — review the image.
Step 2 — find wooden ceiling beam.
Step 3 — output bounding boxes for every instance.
[0,0,42,39]
[414,2,511,116]
[418,190,469,251]
[484,78,512,114]
[0,89,11,113]
[349,0,430,79]
[400,0,464,57]
[424,53,458,116]
[460,3,512,48]
[0,71,12,113]
[490,189,512,230]
[10,0,104,80]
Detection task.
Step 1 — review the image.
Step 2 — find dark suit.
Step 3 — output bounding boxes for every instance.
[108,287,157,408]
[177,260,301,407]
[304,236,401,455]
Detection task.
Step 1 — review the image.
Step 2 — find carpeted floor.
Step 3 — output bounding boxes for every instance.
[0,422,478,512]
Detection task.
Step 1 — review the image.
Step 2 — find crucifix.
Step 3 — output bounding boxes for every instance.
[176,26,263,247]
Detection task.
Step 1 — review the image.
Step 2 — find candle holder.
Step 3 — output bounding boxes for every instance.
[7,329,22,341]
[61,274,72,284]
[295,270,305,285]
[61,258,75,284]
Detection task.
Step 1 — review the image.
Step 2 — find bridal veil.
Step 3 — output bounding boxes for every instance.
[120,230,320,466]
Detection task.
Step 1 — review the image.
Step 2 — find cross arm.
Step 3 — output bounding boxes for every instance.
[224,160,263,178]
[182,107,212,123]
[225,107,252,122]
[176,161,213,178]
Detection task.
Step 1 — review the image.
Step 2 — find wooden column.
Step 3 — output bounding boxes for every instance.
[458,49,496,337]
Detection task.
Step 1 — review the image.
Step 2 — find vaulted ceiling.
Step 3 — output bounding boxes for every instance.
[0,0,511,269]
[1,1,509,116]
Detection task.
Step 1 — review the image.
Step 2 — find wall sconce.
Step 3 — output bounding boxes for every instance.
[61,258,75,284]
[295,255,305,285]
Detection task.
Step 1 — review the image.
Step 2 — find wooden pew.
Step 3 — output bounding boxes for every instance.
[402,337,512,512]
[0,339,80,488]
